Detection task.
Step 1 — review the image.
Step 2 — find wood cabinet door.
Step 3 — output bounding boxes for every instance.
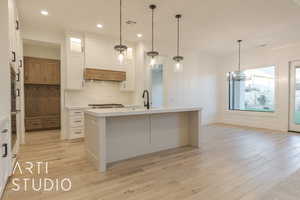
[24,57,43,84]
[44,59,60,85]
[24,57,60,85]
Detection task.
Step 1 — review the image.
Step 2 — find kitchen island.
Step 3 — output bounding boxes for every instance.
[84,107,202,172]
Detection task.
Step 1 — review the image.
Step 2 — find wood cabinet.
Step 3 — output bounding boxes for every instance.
[25,115,60,131]
[24,57,61,131]
[24,85,60,131]
[24,57,60,85]
[84,68,126,82]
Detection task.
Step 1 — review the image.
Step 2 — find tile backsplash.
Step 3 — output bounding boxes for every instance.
[65,81,134,106]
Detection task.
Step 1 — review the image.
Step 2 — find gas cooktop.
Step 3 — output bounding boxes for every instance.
[88,104,125,109]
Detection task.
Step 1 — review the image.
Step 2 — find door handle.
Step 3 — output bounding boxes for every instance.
[2,143,8,158]
[19,60,23,68]
[1,129,8,134]
[16,89,20,97]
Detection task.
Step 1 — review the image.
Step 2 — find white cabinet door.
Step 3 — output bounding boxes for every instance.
[8,0,17,64]
[65,34,85,90]
[120,59,135,92]
[0,118,11,196]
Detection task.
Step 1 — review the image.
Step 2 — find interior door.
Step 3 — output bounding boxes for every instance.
[289,61,300,132]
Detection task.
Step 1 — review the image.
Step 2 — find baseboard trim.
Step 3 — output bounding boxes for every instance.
[212,122,288,133]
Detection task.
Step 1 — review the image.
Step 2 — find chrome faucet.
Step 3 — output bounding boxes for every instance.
[142,90,150,110]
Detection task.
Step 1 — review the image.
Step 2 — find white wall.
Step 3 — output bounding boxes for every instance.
[23,43,60,59]
[218,43,300,131]
[0,0,10,118]
[134,42,218,125]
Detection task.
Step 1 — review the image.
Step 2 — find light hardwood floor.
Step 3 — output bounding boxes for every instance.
[3,124,300,200]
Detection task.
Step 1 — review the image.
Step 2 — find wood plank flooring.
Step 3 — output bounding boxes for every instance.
[3,124,300,200]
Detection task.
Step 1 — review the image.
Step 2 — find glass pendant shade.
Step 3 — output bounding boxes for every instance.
[117,52,125,65]
[232,71,247,81]
[230,40,251,81]
[150,57,156,67]
[115,47,127,65]
[174,61,183,72]
[173,14,184,72]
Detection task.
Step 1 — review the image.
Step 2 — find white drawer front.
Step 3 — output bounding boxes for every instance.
[70,127,84,139]
[69,116,84,128]
[69,109,84,117]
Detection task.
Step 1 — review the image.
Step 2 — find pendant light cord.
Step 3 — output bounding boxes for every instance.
[177,16,180,56]
[151,7,154,52]
[238,40,242,72]
[120,0,122,45]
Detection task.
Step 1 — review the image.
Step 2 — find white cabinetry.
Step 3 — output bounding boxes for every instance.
[8,0,17,64]
[67,108,85,139]
[0,118,11,196]
[8,0,22,155]
[65,33,85,90]
[120,58,135,91]
[84,34,136,91]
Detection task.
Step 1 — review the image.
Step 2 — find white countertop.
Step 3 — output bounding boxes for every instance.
[85,107,202,117]
[65,105,91,110]
[65,104,143,110]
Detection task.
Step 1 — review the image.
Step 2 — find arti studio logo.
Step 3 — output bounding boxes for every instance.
[12,161,72,192]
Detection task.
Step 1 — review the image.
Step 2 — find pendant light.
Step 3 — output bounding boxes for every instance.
[147,4,159,67]
[173,14,184,72]
[114,0,127,65]
[232,40,248,81]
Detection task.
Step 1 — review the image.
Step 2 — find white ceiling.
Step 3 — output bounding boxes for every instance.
[17,0,300,55]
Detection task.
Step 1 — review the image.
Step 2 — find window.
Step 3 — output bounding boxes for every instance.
[228,66,275,112]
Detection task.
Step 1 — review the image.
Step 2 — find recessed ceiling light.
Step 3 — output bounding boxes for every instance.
[137,34,143,38]
[96,24,103,28]
[41,10,49,16]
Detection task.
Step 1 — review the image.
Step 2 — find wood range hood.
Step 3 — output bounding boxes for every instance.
[84,68,126,82]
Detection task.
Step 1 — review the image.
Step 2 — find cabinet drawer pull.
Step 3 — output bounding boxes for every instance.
[16,72,20,81]
[32,123,40,126]
[12,51,16,62]
[74,112,82,114]
[74,131,82,134]
[2,143,8,158]
[74,120,82,123]
[1,129,8,134]
[15,20,19,30]
[19,60,23,68]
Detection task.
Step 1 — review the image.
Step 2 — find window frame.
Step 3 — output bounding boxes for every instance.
[227,65,277,114]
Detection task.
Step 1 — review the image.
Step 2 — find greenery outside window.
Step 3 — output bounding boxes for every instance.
[228,66,275,112]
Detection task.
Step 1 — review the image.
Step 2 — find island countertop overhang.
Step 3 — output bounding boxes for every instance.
[84,107,202,117]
